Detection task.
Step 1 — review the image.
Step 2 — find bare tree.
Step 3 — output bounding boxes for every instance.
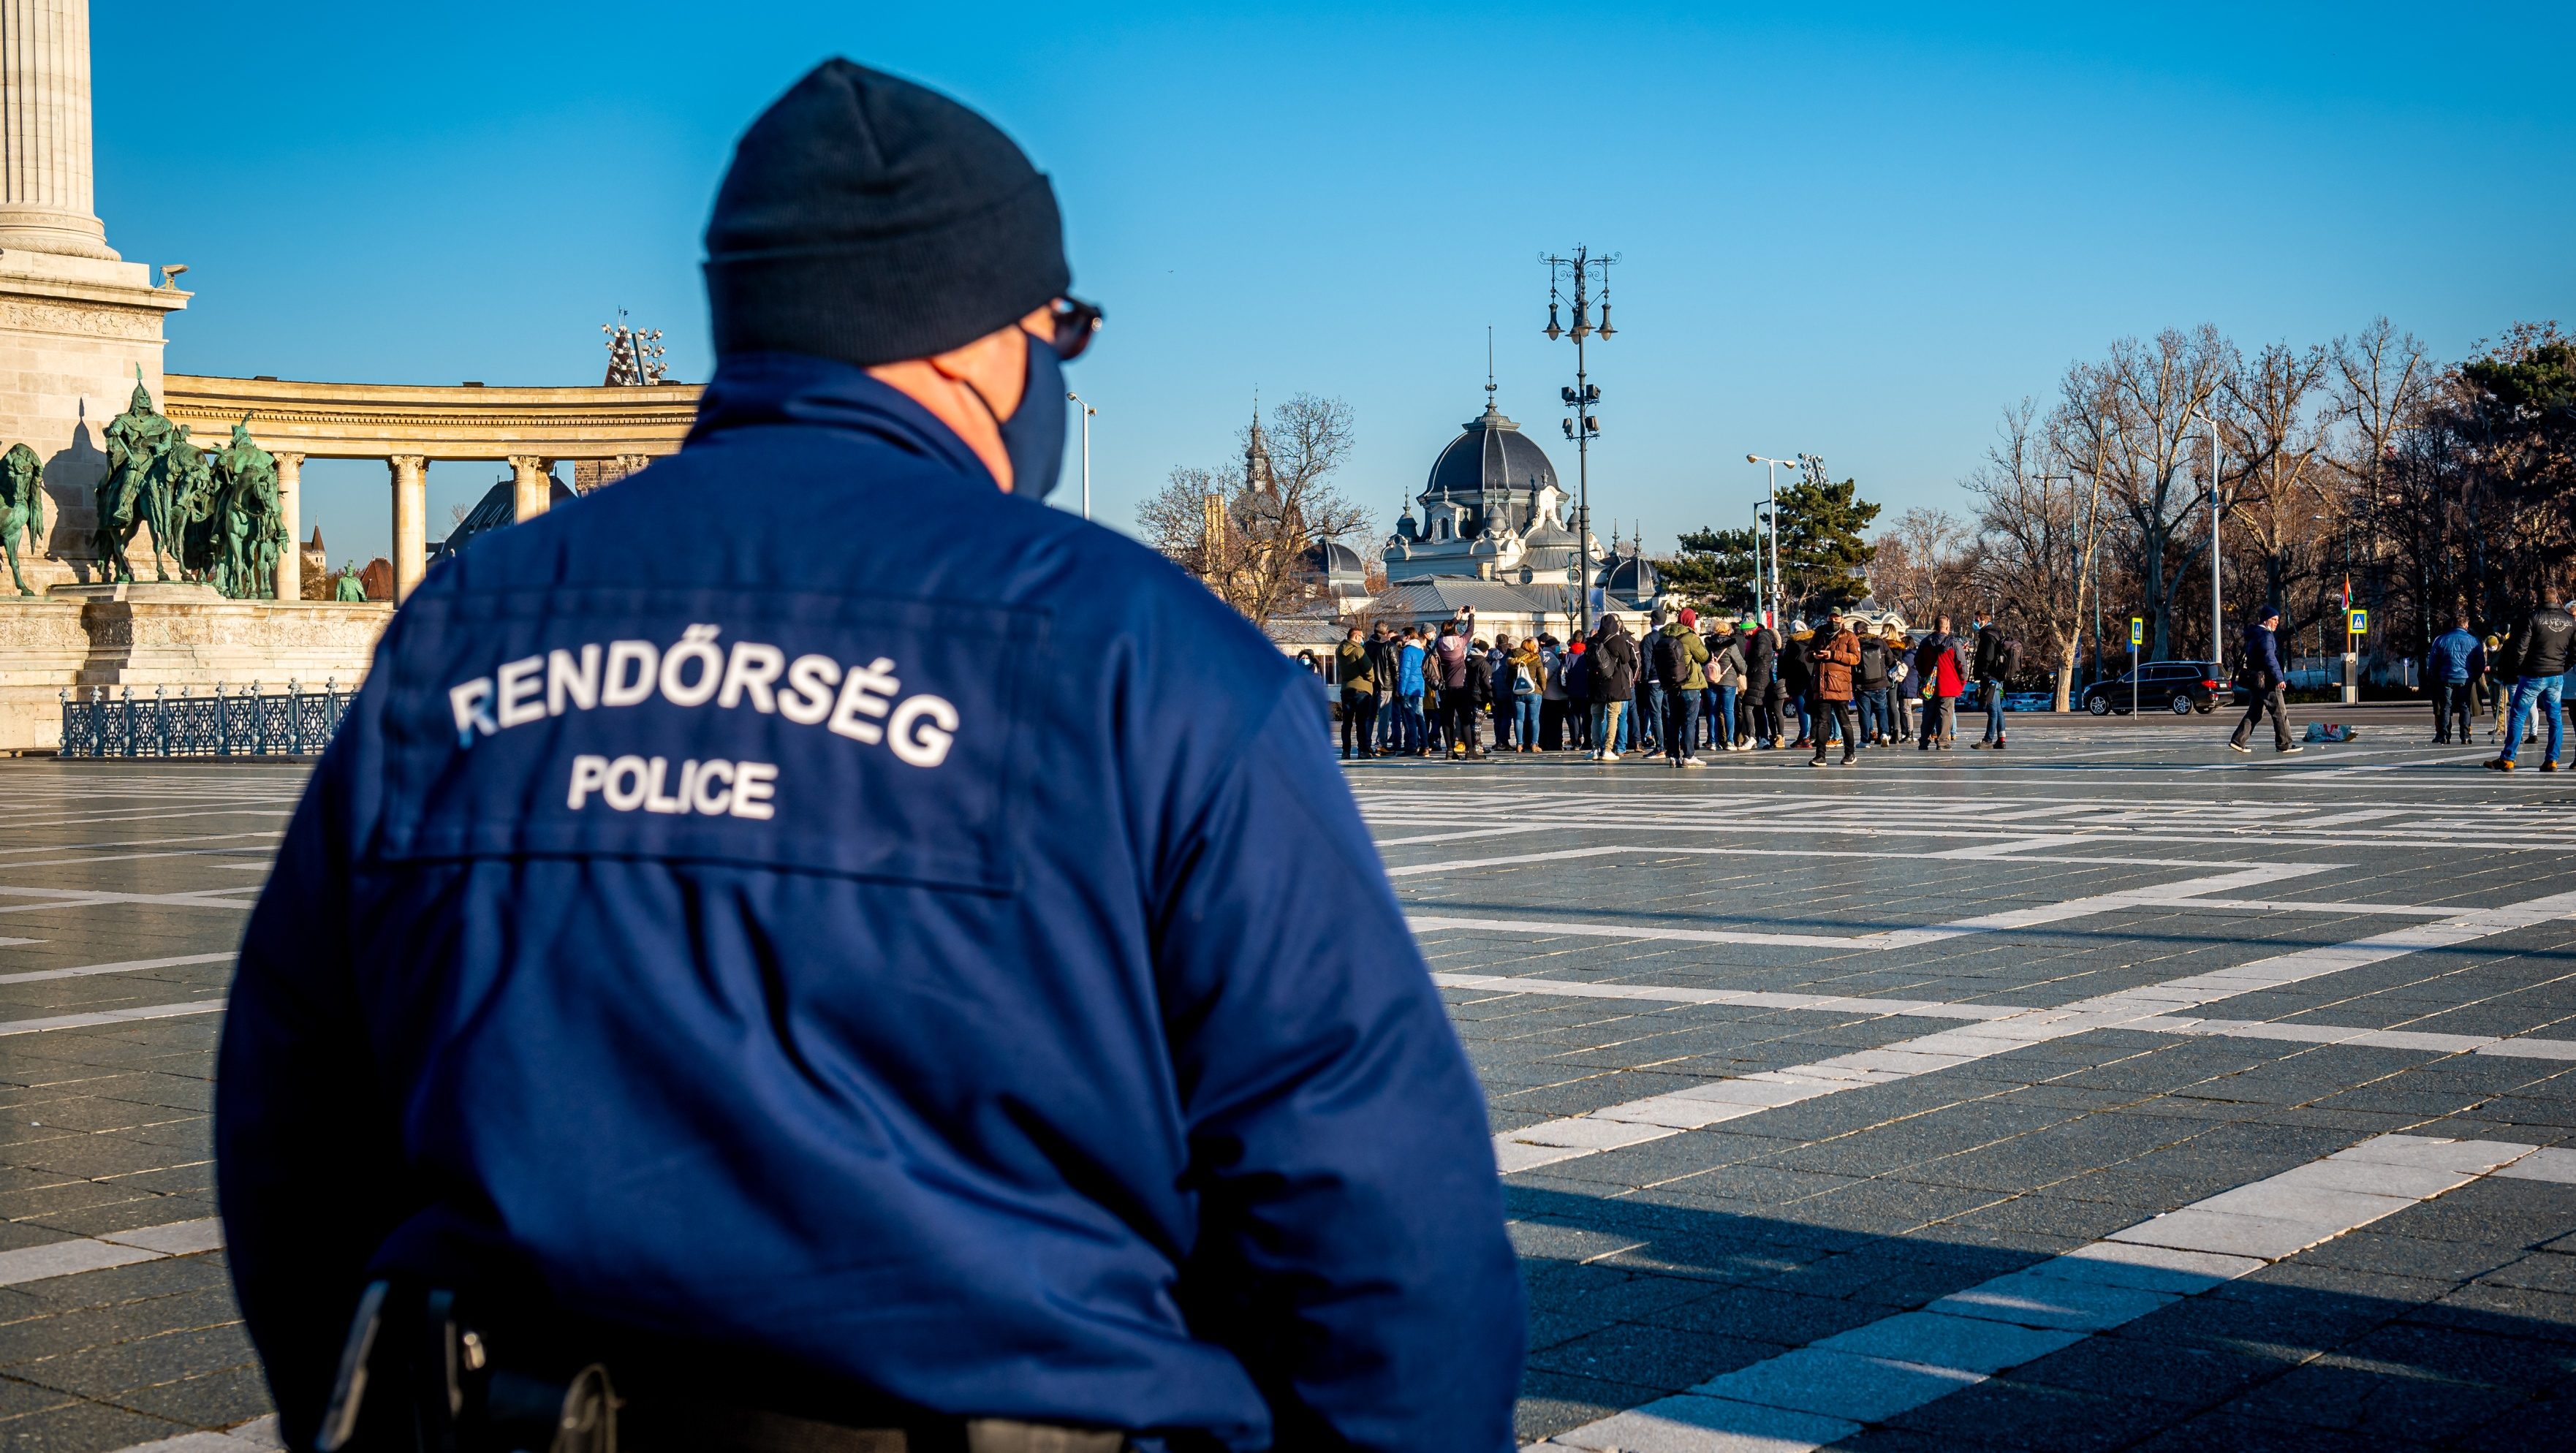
[2327,319,2435,641]
[2096,327,2235,660]
[1967,399,2105,708]
[2219,341,2334,644]
[1868,507,1978,624]
[1133,393,1367,625]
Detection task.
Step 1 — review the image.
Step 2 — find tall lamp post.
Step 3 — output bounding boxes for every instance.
[1543,246,1616,635]
[2190,411,2225,672]
[1067,390,1097,520]
[1747,454,1796,629]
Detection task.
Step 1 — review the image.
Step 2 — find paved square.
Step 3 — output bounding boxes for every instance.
[2,710,2574,1452]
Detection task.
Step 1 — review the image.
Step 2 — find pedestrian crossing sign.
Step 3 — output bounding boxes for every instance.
[2129,617,2143,646]
[2348,609,2368,634]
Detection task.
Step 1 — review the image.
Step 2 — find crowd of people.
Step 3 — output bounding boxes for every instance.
[1318,606,2026,768]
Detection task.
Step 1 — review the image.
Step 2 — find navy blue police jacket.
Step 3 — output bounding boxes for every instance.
[215,354,1523,1452]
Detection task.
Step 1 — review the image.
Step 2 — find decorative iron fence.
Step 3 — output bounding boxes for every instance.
[58,681,352,759]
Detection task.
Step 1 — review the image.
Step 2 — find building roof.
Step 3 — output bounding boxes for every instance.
[430,474,577,563]
[1424,402,1560,504]
[1599,553,1660,599]
[1300,539,1368,575]
[1371,577,1573,618]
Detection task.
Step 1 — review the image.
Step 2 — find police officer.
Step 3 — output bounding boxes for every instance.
[216,61,1520,1453]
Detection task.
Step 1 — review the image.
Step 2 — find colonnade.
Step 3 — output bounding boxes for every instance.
[368,452,653,602]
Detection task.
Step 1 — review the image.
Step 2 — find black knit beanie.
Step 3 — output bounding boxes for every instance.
[703,60,1070,368]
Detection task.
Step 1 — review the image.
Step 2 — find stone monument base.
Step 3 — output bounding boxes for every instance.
[0,593,391,751]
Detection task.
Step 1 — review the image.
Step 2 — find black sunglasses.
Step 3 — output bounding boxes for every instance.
[1046,296,1104,360]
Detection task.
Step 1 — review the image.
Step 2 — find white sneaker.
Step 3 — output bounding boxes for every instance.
[1680,756,1709,768]
[1601,751,1621,762]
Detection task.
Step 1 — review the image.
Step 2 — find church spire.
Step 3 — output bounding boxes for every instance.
[1484,325,1497,415]
[1244,389,1276,494]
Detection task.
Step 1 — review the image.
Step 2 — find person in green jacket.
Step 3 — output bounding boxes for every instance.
[1336,624,1379,760]
[1656,607,1714,767]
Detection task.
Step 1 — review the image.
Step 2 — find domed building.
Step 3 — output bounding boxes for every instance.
[1297,539,1372,604]
[1370,384,1656,638]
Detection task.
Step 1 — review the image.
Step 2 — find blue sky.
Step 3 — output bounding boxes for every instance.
[96,2,2575,565]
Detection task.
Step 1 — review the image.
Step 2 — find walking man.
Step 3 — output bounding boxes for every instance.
[2425,615,2481,746]
[2229,603,2304,755]
[2488,586,2572,773]
[216,61,1518,1453]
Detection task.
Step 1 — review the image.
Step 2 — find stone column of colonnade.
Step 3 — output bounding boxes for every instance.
[0,0,114,259]
[272,452,303,601]
[509,455,551,522]
[389,454,426,602]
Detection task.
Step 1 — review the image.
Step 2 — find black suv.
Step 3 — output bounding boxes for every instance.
[2080,660,2228,716]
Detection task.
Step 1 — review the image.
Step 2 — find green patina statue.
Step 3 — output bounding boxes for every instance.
[96,368,178,584]
[197,416,284,599]
[1,443,42,596]
[333,559,368,602]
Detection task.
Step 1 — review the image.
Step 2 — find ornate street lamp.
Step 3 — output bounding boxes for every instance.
[1542,246,1617,634]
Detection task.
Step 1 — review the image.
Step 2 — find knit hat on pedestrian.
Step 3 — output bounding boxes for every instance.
[1678,607,1697,627]
[704,60,1071,368]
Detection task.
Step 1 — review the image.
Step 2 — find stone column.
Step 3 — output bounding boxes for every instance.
[0,0,114,259]
[508,455,551,523]
[271,452,303,601]
[389,454,425,602]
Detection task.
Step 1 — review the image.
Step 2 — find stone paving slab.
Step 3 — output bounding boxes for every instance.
[7,729,2576,1451]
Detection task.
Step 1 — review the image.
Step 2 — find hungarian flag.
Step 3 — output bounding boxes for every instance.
[2342,575,2352,612]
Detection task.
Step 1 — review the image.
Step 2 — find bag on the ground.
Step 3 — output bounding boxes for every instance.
[2303,721,2359,743]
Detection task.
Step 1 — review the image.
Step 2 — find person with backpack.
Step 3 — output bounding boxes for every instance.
[1561,640,1592,750]
[1507,636,1542,753]
[1708,621,1746,754]
[1969,613,2020,751]
[1883,624,1916,742]
[1537,634,1568,751]
[1654,606,1713,767]
[1854,626,1890,746]
[2227,604,2303,755]
[1808,609,1864,767]
[2488,585,2574,773]
[1587,615,1640,762]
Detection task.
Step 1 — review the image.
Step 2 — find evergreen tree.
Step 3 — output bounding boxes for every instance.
[1660,526,1763,615]
[1776,469,1881,617]
[1663,468,1882,622]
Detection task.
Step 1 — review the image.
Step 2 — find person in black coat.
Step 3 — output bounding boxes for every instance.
[1588,616,1640,760]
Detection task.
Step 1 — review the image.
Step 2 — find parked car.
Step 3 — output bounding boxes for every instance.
[2002,691,2053,712]
[2080,660,2229,716]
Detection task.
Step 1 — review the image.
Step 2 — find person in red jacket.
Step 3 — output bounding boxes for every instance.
[1914,617,1965,751]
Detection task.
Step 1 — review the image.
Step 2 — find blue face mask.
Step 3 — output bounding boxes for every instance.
[983,334,1067,501]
